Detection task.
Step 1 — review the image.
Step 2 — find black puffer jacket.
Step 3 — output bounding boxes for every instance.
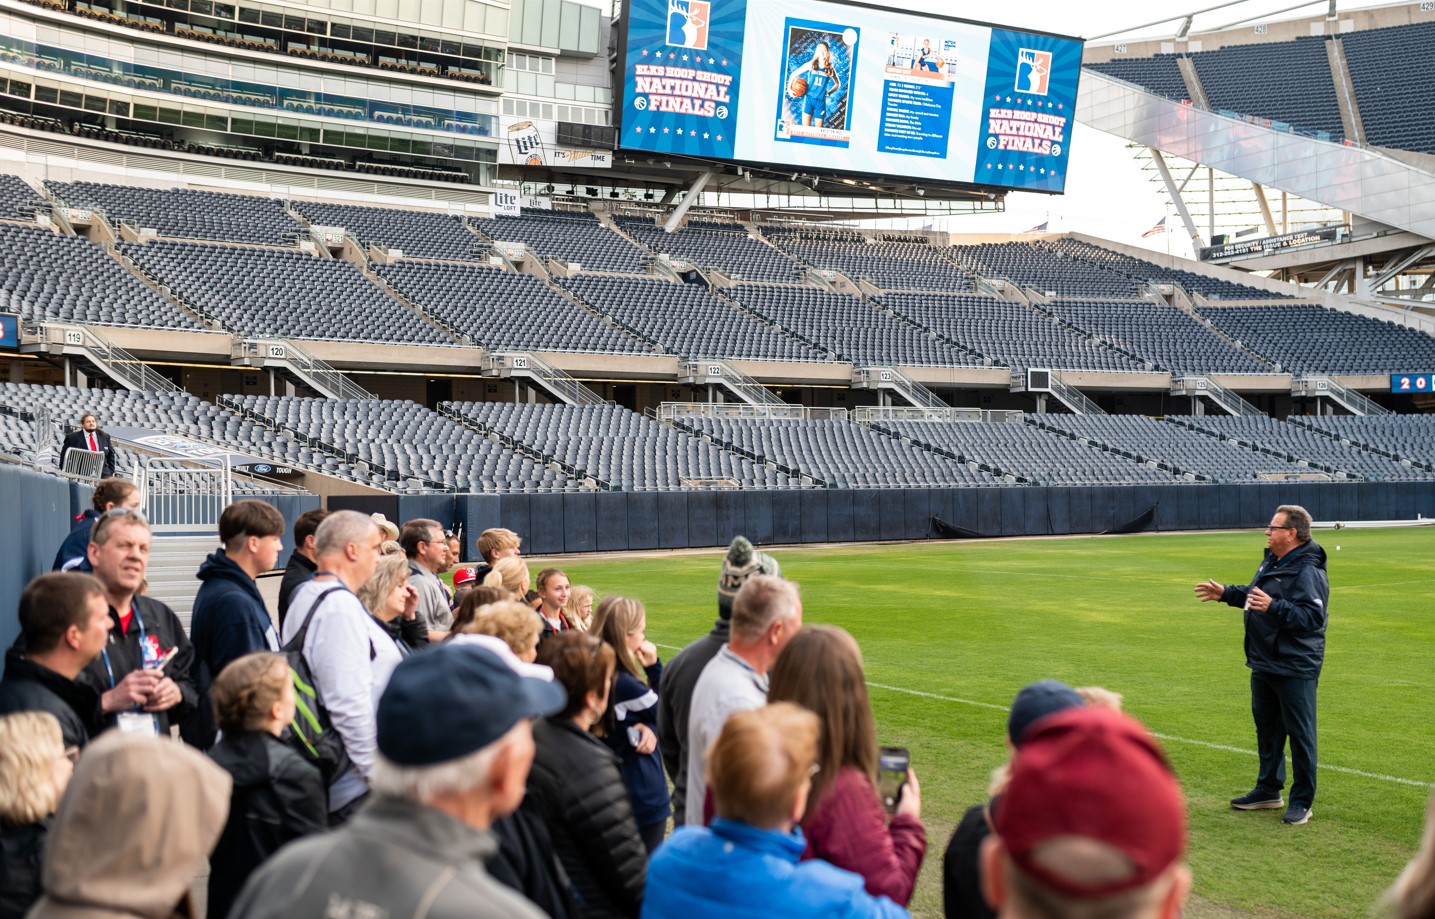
[207,731,327,919]
[528,717,646,919]
[488,802,579,919]
[0,818,50,919]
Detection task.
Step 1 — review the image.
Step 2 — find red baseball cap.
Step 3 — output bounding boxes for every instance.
[452,566,478,587]
[992,706,1187,899]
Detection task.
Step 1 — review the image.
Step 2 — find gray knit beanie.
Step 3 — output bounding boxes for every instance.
[717,535,780,621]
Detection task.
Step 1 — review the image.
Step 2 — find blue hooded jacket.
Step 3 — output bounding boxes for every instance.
[1221,539,1329,679]
[185,549,279,747]
[52,510,99,572]
[642,819,909,919]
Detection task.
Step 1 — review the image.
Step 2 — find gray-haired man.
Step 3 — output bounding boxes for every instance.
[1195,504,1328,826]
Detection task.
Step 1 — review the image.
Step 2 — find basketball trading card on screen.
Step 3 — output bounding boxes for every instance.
[774,18,859,148]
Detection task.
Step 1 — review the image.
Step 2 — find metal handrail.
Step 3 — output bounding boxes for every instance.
[1293,376,1392,416]
[231,339,375,401]
[486,352,605,406]
[853,366,947,410]
[1171,376,1265,416]
[27,322,180,393]
[684,357,787,407]
[853,406,1022,424]
[1049,372,1107,416]
[657,402,807,422]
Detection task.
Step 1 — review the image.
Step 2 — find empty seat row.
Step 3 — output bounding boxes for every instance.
[615,217,803,284]
[558,275,828,362]
[377,261,652,354]
[473,212,648,273]
[445,401,799,490]
[292,201,481,261]
[1196,304,1435,374]
[48,181,300,246]
[122,240,454,345]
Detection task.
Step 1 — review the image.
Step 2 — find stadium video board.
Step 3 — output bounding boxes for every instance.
[616,0,1083,194]
[1391,373,1435,394]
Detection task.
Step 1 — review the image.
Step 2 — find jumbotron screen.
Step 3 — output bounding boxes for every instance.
[616,0,1084,194]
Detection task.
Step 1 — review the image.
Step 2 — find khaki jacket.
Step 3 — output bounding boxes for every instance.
[30,732,231,919]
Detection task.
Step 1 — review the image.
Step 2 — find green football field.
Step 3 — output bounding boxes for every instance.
[553,526,1435,919]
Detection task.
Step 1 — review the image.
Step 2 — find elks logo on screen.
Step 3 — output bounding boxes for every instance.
[1015,48,1052,95]
[666,0,710,51]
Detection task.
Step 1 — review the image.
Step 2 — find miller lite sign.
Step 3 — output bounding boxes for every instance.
[506,120,546,166]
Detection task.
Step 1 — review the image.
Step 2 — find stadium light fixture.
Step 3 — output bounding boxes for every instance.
[916,186,925,197]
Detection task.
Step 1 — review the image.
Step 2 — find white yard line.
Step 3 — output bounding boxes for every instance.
[658,642,1429,791]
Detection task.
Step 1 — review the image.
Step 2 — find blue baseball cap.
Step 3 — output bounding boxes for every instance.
[1007,679,1084,747]
[378,642,567,766]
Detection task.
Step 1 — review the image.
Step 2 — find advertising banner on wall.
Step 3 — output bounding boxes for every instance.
[500,116,613,169]
[616,0,1082,193]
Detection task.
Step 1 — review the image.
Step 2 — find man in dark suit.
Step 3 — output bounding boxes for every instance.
[60,412,116,478]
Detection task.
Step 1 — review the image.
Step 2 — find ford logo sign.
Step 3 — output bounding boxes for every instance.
[253,464,273,474]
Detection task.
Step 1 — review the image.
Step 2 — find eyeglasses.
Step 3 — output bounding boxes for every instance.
[102,507,149,523]
[1265,525,1296,532]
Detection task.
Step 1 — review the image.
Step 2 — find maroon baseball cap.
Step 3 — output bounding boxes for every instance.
[452,566,478,587]
[992,706,1187,899]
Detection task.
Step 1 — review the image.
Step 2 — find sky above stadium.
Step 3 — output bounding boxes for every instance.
[896,0,1398,253]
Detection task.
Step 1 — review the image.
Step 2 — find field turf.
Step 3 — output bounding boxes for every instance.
[554,526,1435,919]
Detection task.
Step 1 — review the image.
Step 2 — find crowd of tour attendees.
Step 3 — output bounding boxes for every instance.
[2,478,1434,919]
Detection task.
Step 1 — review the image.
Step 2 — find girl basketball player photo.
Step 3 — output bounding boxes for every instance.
[787,40,843,128]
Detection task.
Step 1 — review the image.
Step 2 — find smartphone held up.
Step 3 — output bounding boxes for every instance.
[878,746,910,814]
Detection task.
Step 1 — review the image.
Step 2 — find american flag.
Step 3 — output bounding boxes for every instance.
[1142,216,1167,238]
[1024,220,1049,233]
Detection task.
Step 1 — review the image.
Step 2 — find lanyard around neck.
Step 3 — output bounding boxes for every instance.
[101,606,147,690]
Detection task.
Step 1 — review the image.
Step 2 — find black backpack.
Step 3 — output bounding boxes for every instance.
[281,586,353,786]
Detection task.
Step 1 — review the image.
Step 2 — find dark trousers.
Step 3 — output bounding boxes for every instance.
[638,820,667,854]
[1251,670,1319,808]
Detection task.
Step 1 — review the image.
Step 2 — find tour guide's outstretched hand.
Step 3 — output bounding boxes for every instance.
[1194,579,1224,602]
[1195,579,1274,612]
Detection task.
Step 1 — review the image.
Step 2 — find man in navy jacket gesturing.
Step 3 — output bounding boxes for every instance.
[1196,503,1328,826]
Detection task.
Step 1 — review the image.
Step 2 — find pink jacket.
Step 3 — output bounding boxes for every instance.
[800,766,927,907]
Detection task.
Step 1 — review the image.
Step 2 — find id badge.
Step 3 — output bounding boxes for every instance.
[117,712,160,737]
